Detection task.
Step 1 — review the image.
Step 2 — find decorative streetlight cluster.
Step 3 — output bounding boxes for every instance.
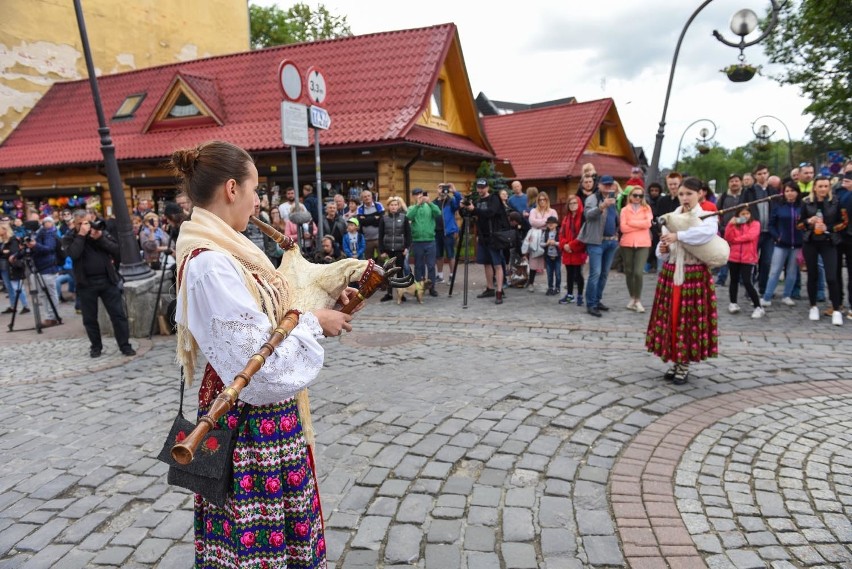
[647,0,784,185]
[751,114,794,168]
[675,119,718,171]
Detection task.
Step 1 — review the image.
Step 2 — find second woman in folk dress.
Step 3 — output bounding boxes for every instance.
[645,177,719,385]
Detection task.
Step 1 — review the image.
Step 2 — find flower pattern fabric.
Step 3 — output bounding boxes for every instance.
[194,365,326,569]
[645,262,718,363]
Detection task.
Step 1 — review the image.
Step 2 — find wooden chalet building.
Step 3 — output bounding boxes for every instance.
[0,24,496,217]
[480,96,639,207]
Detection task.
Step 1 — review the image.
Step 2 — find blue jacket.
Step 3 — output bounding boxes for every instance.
[769,202,803,248]
[441,192,462,236]
[342,231,365,259]
[32,226,61,274]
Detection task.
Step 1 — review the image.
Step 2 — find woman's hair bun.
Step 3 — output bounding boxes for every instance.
[171,147,201,176]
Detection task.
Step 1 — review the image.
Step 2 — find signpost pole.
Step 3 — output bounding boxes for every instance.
[314,128,324,243]
[290,146,299,206]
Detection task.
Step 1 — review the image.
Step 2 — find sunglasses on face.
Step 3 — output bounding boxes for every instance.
[631,194,644,198]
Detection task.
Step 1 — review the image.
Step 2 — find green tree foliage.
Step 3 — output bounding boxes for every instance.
[763,0,851,153]
[473,161,510,193]
[249,3,352,49]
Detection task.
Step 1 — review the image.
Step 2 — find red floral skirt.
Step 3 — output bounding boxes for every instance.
[194,365,326,569]
[645,262,718,364]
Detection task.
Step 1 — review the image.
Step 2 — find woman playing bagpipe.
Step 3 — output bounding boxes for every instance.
[645,177,720,385]
[172,141,354,568]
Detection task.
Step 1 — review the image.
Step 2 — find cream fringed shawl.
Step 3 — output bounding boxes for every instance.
[175,207,317,446]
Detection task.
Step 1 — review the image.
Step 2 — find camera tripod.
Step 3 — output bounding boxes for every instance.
[447,214,473,308]
[7,253,63,333]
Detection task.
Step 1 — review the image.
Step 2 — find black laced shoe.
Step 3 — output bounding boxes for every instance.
[477,288,496,298]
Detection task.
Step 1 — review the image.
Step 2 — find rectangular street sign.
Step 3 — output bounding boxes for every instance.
[281,101,309,147]
[309,105,331,130]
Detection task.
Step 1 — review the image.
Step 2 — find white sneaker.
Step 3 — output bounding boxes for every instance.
[634,301,645,313]
[626,299,636,311]
[809,306,820,321]
[781,297,796,306]
[751,306,765,319]
[832,311,843,326]
[760,298,771,307]
[728,303,741,314]
[528,284,536,293]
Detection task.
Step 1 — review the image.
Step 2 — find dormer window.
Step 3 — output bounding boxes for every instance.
[167,93,201,118]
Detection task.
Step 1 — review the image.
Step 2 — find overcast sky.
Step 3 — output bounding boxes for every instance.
[261,0,809,170]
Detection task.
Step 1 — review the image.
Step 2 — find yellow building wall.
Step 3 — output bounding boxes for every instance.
[0,0,249,142]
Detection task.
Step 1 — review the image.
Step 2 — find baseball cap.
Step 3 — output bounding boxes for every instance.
[600,175,615,185]
[475,178,488,187]
[347,217,359,227]
[412,188,424,195]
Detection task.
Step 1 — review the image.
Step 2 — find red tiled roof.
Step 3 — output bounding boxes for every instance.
[482,98,631,180]
[572,154,636,178]
[0,23,492,170]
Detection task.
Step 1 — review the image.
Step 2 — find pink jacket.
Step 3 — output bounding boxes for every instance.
[619,205,652,248]
[724,220,760,264]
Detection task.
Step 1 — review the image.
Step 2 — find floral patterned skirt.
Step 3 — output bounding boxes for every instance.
[194,365,326,569]
[645,262,718,364]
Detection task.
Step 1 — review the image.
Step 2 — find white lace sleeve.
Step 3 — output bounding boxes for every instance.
[177,252,325,406]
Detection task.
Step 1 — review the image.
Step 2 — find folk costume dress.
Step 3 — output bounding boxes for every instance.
[175,208,327,569]
[645,206,719,364]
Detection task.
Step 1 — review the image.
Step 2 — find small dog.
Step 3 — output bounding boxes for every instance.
[395,279,430,304]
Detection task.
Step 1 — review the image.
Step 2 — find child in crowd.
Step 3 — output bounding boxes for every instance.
[724,205,763,318]
[558,195,586,306]
[342,217,365,259]
[542,216,561,296]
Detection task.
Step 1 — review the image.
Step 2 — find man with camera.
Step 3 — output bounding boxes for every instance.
[26,216,62,327]
[434,182,462,284]
[465,178,510,305]
[62,211,135,357]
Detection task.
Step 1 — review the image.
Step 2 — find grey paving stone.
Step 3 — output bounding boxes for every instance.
[350,516,391,550]
[395,493,432,524]
[425,543,460,569]
[582,535,624,566]
[464,525,495,552]
[470,486,501,507]
[384,524,422,564]
[427,519,462,544]
[466,551,501,569]
[132,537,171,563]
[503,507,534,542]
[501,542,538,568]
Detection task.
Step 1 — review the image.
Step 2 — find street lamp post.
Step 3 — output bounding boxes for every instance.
[647,0,783,185]
[751,114,794,170]
[675,119,718,171]
[73,0,151,281]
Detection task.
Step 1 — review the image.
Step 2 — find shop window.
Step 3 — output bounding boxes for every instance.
[112,93,146,120]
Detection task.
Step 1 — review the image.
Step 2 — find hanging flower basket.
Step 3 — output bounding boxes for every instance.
[696,144,710,155]
[721,64,759,83]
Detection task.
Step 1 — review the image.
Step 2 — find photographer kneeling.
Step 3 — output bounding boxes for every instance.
[62,211,135,357]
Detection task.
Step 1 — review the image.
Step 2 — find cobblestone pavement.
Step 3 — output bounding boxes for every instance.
[1,267,851,569]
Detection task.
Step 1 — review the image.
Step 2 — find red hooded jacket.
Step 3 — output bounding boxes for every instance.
[559,200,587,265]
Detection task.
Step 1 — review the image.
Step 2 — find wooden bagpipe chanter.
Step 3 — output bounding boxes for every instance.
[170,215,413,465]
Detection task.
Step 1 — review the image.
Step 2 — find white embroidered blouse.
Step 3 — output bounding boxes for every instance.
[176,251,325,406]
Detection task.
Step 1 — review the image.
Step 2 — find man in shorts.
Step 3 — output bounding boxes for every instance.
[464,179,509,305]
